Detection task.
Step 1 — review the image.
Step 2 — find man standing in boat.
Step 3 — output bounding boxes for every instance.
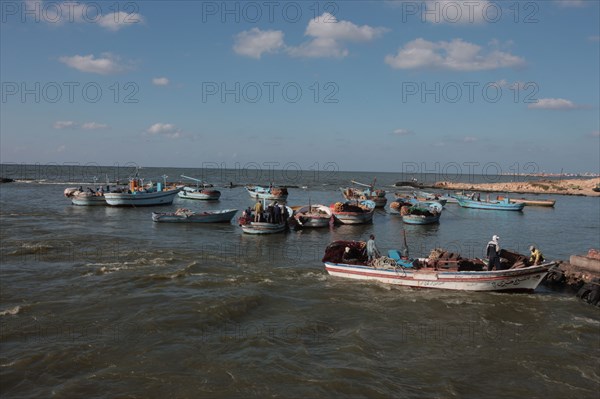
[254,200,263,222]
[486,235,501,270]
[367,235,381,263]
[529,246,545,265]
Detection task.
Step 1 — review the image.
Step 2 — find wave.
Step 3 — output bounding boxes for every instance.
[0,306,21,316]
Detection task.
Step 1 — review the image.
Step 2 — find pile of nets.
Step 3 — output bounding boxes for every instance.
[332,202,369,212]
[271,187,288,196]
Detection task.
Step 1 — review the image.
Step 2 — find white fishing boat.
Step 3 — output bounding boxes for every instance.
[177,175,221,200]
[293,204,333,228]
[152,208,237,223]
[64,188,107,206]
[238,205,293,234]
[322,241,555,292]
[104,174,180,207]
[240,222,288,234]
[330,200,375,225]
[246,185,288,201]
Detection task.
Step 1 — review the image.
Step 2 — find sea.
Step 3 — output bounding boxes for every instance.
[1,164,599,398]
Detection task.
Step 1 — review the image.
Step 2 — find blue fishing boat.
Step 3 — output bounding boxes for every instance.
[456,197,525,211]
[401,202,443,225]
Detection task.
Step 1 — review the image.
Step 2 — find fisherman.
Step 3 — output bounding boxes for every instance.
[486,235,501,270]
[273,201,282,224]
[282,205,289,224]
[266,202,275,223]
[367,234,381,263]
[529,246,545,265]
[253,200,263,222]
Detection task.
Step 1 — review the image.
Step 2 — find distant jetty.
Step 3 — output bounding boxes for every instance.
[429,178,600,197]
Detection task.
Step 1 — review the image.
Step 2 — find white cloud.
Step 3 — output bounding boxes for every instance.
[233,14,386,59]
[54,121,110,130]
[287,37,348,58]
[59,53,126,75]
[53,121,76,129]
[233,28,285,59]
[152,77,170,86]
[385,38,526,71]
[305,12,387,41]
[288,13,387,58]
[81,122,109,130]
[392,128,415,136]
[527,98,579,110]
[555,0,587,7]
[98,12,144,31]
[588,131,600,138]
[146,123,181,139]
[462,136,478,143]
[588,35,600,42]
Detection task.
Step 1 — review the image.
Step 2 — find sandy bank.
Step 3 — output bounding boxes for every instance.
[430,178,600,197]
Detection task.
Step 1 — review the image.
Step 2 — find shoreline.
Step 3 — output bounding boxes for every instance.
[426,178,600,197]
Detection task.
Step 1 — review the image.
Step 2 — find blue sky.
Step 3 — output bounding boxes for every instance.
[1,0,599,174]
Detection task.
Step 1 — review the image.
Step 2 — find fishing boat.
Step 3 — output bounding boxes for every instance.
[64,177,111,206]
[177,175,221,200]
[322,241,555,292]
[330,200,375,225]
[340,180,387,207]
[104,174,180,207]
[394,192,447,207]
[152,208,237,223]
[246,185,288,201]
[496,196,555,207]
[293,204,333,228]
[388,198,413,215]
[238,205,293,234]
[401,202,443,225]
[64,186,107,206]
[456,197,525,211]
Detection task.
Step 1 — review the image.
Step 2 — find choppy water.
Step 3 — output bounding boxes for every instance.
[1,167,599,398]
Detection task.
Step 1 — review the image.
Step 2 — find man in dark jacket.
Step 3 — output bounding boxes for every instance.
[486,235,501,270]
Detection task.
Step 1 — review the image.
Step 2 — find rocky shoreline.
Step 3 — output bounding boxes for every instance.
[428,177,600,197]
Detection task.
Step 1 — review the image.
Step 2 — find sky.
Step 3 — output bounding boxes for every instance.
[1,0,599,175]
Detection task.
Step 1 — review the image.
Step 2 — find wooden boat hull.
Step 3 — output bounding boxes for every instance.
[340,188,387,207]
[457,198,525,211]
[331,200,375,225]
[178,189,221,200]
[105,189,180,206]
[294,204,333,228]
[70,194,107,206]
[241,222,287,234]
[152,209,237,223]
[402,214,440,225]
[497,196,555,207]
[324,262,554,292]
